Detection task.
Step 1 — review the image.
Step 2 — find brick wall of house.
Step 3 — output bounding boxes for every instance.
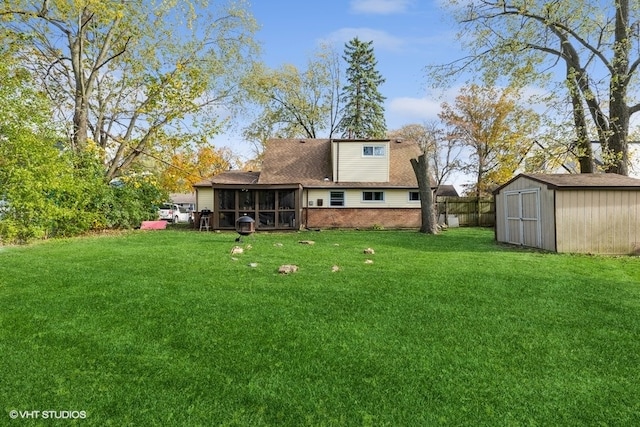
[305,208,421,229]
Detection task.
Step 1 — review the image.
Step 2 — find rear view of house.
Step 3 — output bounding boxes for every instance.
[494,173,640,254]
[194,138,427,231]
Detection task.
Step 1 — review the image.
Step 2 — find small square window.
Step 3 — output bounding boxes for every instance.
[409,191,420,201]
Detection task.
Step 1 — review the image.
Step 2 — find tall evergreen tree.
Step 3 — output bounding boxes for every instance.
[338,38,386,139]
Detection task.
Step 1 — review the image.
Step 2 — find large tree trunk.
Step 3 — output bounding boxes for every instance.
[410,153,438,234]
[69,31,88,151]
[606,0,630,175]
[567,69,594,173]
[72,94,89,150]
[604,107,629,175]
[68,8,122,153]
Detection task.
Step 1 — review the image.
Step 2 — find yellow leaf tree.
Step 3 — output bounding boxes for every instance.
[1,0,258,180]
[431,0,639,175]
[242,44,342,154]
[439,84,539,197]
[159,146,238,193]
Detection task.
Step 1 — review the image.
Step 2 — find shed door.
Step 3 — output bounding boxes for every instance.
[504,189,541,248]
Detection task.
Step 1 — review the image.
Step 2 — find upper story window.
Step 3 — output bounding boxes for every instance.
[409,191,420,201]
[363,145,386,157]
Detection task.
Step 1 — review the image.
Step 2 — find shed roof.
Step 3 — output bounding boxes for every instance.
[495,173,640,193]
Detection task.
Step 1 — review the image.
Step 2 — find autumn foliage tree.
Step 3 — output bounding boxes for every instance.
[388,122,463,188]
[0,41,164,242]
[159,146,237,193]
[433,0,640,175]
[1,0,258,180]
[243,45,342,153]
[439,84,539,196]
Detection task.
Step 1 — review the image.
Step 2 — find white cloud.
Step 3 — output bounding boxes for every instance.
[350,0,412,14]
[386,84,553,126]
[322,28,406,52]
[388,96,441,123]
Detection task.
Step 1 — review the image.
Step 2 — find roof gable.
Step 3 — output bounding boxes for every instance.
[258,138,421,187]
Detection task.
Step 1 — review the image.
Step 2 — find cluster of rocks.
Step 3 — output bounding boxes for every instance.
[278,264,298,274]
[229,241,376,274]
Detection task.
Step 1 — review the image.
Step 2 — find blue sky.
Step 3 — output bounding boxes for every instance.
[219,0,461,158]
[249,0,456,127]
[218,0,639,183]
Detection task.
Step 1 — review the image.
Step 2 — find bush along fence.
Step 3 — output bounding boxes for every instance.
[436,197,495,227]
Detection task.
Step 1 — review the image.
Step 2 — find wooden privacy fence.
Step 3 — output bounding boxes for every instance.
[436,197,495,227]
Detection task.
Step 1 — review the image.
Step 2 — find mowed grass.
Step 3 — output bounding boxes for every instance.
[1,228,640,426]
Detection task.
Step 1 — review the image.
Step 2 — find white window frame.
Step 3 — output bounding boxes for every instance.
[362,191,384,202]
[408,191,420,202]
[329,191,345,207]
[362,145,386,157]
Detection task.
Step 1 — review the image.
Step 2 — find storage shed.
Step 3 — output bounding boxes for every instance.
[493,173,640,254]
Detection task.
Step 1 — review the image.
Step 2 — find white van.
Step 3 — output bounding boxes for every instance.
[158,203,190,223]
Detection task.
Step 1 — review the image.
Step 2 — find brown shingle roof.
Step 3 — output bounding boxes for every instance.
[193,178,213,187]
[497,173,640,193]
[258,139,331,185]
[436,185,460,197]
[387,139,422,187]
[210,170,260,185]
[169,193,196,203]
[258,138,422,187]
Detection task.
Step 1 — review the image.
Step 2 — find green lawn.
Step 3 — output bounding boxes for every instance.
[1,228,639,426]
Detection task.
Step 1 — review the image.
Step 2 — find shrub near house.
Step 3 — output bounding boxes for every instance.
[0,164,165,244]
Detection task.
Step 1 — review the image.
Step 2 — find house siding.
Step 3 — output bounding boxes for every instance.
[556,190,640,254]
[196,187,214,212]
[332,140,389,182]
[305,188,420,209]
